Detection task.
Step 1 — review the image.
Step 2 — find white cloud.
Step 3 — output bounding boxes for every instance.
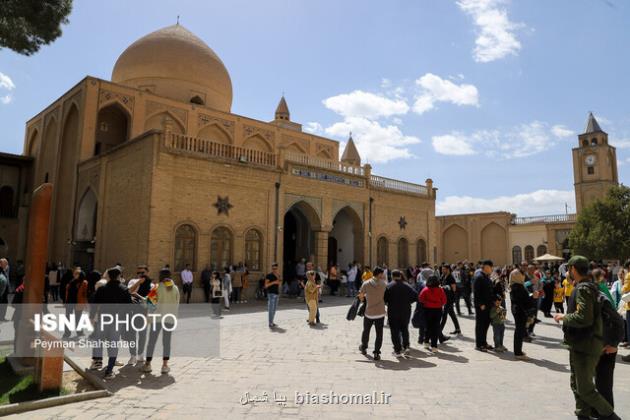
[304,122,324,135]
[457,0,523,63]
[413,73,479,114]
[325,116,420,163]
[322,90,409,119]
[437,189,576,217]
[0,72,15,90]
[432,121,569,159]
[0,72,14,105]
[551,124,574,138]
[431,133,476,156]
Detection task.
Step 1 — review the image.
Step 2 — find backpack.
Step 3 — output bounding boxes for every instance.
[563,282,600,343]
[597,292,625,346]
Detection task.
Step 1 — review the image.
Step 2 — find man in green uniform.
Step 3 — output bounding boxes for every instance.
[554,256,620,420]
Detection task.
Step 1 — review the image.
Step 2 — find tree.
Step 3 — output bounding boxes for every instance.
[569,185,630,262]
[0,0,73,56]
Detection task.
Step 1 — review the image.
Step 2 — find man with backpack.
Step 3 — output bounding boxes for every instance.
[592,268,625,412]
[554,256,621,420]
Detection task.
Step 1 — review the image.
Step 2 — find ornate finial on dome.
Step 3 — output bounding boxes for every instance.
[275,95,290,121]
[341,133,361,166]
[176,15,180,25]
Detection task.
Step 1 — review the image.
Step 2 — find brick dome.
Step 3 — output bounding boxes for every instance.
[112,24,232,112]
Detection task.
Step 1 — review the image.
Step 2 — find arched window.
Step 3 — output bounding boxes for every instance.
[244,229,262,271]
[75,189,98,241]
[376,237,388,266]
[416,239,427,265]
[591,138,598,146]
[95,104,129,156]
[174,224,197,272]
[537,245,547,257]
[190,95,205,105]
[582,139,588,147]
[397,238,409,269]
[210,227,233,270]
[524,245,535,262]
[512,246,522,265]
[0,186,15,217]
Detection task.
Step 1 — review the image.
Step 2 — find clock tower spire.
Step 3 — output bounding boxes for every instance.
[573,112,618,213]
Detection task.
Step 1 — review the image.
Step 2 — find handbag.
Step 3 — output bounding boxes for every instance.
[411,302,424,328]
[346,297,360,321]
[358,300,367,317]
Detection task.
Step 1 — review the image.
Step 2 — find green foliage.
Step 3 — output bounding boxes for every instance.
[0,357,63,405]
[569,185,630,261]
[0,0,73,56]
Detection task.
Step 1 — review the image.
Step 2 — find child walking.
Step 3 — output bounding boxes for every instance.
[553,278,564,313]
[490,297,507,352]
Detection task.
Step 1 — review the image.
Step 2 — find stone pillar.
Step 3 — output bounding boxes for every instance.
[314,231,330,269]
[35,331,64,392]
[277,146,285,169]
[17,183,53,362]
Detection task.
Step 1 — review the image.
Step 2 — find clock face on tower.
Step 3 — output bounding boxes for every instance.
[585,155,596,166]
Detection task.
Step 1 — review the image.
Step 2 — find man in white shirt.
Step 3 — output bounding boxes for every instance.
[347,263,358,297]
[180,264,194,304]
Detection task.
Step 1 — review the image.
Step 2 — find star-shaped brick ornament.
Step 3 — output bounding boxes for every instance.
[398,216,407,230]
[213,196,233,215]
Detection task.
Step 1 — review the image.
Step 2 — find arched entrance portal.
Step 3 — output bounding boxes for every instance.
[283,201,320,277]
[329,206,363,271]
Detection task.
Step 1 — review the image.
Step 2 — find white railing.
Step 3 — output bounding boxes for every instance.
[369,175,429,196]
[285,152,365,176]
[164,132,277,167]
[512,214,577,225]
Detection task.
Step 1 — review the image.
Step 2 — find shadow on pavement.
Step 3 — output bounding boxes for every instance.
[103,364,177,393]
[371,356,437,370]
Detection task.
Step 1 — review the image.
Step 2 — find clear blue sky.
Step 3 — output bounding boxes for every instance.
[0,0,628,216]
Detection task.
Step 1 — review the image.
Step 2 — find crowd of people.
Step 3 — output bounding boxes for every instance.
[1,253,629,417]
[264,257,629,420]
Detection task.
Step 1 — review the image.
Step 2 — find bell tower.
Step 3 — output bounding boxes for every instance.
[572,112,618,213]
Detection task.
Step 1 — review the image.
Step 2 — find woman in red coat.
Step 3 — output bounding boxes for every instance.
[419,275,446,353]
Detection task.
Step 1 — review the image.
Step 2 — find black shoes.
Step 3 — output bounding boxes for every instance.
[450,330,461,335]
[359,345,367,355]
[373,353,381,361]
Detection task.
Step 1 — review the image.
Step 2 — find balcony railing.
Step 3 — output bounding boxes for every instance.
[512,213,577,225]
[162,133,431,196]
[369,175,429,196]
[284,152,365,176]
[164,132,277,167]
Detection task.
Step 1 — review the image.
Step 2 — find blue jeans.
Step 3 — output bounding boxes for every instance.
[268,293,279,326]
[93,324,121,373]
[492,323,505,348]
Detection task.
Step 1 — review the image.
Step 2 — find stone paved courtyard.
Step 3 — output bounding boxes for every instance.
[11,297,630,419]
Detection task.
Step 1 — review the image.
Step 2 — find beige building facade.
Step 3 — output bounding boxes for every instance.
[0,26,621,295]
[11,24,437,295]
